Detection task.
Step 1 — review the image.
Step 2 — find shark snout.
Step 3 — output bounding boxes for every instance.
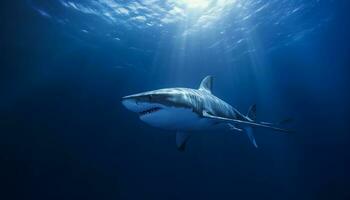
[121,93,163,114]
[121,98,138,112]
[122,95,145,113]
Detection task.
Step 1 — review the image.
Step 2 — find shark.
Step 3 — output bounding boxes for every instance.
[122,76,291,151]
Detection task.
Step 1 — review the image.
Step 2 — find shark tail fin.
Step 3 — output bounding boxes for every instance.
[260,117,294,126]
[244,127,258,148]
[246,104,257,121]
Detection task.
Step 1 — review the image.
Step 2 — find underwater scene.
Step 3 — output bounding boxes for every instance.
[1,0,350,199]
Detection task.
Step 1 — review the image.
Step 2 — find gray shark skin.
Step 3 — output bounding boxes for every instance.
[122,76,291,151]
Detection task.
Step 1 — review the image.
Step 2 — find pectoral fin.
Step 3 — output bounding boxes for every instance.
[244,127,258,148]
[176,131,191,152]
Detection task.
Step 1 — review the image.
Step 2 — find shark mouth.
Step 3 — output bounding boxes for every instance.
[139,107,162,117]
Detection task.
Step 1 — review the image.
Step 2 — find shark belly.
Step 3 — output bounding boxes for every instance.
[140,107,212,131]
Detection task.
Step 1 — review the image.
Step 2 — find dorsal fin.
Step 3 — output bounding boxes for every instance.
[199,76,213,93]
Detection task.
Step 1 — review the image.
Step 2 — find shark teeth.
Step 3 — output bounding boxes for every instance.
[139,107,162,116]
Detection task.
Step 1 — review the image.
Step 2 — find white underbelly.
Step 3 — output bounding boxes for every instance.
[140,107,213,131]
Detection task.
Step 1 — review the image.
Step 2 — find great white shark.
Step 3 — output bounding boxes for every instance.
[122,76,291,151]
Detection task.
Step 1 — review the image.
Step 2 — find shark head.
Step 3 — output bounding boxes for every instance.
[122,89,171,116]
[122,88,204,130]
[122,76,216,130]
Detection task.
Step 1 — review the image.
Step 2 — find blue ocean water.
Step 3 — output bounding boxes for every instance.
[1,0,350,199]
